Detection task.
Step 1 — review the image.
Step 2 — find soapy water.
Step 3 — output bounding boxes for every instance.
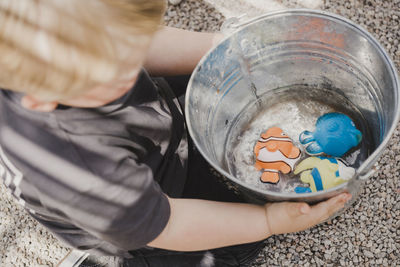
[224,86,371,194]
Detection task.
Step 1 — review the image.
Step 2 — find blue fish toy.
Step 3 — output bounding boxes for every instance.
[300,113,362,157]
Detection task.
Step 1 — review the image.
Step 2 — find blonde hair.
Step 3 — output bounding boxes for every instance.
[0,0,165,100]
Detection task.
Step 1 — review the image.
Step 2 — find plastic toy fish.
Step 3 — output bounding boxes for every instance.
[294,156,355,193]
[300,112,362,157]
[254,127,301,184]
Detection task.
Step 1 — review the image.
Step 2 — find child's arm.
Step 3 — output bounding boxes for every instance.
[148,193,351,251]
[143,26,222,76]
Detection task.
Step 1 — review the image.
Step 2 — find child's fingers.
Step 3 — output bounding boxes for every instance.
[310,193,352,223]
[265,193,352,236]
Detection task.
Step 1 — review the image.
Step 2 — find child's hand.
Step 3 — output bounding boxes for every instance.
[265,193,352,235]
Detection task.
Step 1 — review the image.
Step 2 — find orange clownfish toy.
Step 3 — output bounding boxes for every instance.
[254,127,301,184]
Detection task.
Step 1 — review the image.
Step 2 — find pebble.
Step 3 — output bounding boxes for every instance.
[364,250,375,258]
[359,233,366,241]
[169,0,183,5]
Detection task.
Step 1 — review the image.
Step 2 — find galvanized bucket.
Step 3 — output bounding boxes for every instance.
[185,9,400,204]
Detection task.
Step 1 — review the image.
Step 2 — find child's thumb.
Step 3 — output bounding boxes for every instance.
[287,202,311,217]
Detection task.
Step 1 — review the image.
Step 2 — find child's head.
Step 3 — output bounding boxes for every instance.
[0,0,165,110]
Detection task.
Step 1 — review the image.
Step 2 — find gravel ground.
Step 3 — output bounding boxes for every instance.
[0,0,399,266]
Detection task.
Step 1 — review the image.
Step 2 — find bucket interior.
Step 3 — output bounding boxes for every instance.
[186,11,399,199]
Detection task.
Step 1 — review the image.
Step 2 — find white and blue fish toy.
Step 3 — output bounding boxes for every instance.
[300,112,362,157]
[294,156,355,193]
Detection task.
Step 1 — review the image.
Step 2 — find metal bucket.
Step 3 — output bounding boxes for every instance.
[185,10,400,204]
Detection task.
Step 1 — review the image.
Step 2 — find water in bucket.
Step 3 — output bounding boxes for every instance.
[224,85,373,193]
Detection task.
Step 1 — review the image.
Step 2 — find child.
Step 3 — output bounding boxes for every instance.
[0,1,351,266]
